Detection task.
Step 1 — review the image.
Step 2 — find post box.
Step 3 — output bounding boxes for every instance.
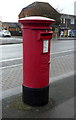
[19,16,55,106]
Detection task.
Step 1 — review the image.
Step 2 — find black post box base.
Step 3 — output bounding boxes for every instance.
[22,85,49,106]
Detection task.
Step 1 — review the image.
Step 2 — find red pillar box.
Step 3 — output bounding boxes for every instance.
[19,16,55,106]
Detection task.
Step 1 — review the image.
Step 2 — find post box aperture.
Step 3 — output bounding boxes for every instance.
[19,16,55,106]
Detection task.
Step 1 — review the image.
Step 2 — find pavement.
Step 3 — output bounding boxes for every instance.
[2,75,74,118]
[0,37,75,119]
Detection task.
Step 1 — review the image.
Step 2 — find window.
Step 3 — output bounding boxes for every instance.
[71,19,74,24]
[61,18,62,23]
[63,18,65,24]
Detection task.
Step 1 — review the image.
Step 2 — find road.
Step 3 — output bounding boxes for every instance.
[0,38,74,60]
[0,44,22,60]
[0,37,75,69]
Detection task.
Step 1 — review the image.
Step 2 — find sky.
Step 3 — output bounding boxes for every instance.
[0,0,76,22]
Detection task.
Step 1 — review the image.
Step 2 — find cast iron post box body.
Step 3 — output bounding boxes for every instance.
[19,16,55,106]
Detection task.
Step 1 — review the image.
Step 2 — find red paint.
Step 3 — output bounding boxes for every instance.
[19,16,55,88]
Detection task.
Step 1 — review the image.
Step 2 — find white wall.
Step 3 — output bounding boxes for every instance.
[74,1,76,15]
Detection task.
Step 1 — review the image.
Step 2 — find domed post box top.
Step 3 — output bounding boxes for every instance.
[19,16,55,29]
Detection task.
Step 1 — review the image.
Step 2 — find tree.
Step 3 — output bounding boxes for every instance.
[55,6,63,13]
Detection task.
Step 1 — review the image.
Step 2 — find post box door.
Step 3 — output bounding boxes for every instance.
[38,31,52,87]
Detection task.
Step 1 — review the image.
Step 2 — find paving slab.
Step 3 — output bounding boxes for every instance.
[2,74,74,118]
[1,53,74,92]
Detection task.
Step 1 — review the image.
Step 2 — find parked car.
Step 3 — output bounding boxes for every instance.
[64,30,68,37]
[60,30,64,37]
[68,30,72,37]
[0,30,11,37]
[71,30,75,37]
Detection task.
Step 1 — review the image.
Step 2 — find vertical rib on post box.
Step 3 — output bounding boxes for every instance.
[19,16,55,106]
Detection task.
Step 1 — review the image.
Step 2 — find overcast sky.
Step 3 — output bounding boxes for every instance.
[0,0,75,22]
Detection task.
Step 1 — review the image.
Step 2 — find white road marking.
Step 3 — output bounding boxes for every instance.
[0,57,22,62]
[0,64,22,70]
[51,49,74,55]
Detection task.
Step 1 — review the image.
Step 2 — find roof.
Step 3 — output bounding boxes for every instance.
[61,13,76,17]
[19,1,60,24]
[3,22,21,28]
[22,2,37,10]
[22,1,60,14]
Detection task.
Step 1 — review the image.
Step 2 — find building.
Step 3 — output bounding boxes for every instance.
[60,14,76,30]
[0,21,2,31]
[2,22,22,36]
[18,1,60,25]
[74,1,76,15]
[60,13,76,37]
[0,16,2,31]
[18,1,76,37]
